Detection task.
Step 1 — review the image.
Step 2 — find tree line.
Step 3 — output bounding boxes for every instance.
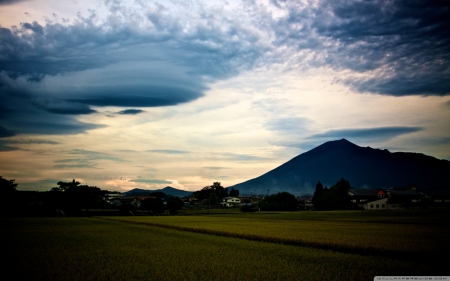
[312,178,352,210]
[1,175,356,217]
[0,177,185,217]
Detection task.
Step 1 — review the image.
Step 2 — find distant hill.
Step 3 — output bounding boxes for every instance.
[228,139,450,196]
[122,186,192,197]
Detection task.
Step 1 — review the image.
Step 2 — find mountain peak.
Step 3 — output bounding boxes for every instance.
[229,139,450,195]
[310,138,358,154]
[331,138,355,146]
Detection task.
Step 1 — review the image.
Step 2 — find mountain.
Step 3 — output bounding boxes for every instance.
[228,139,450,196]
[122,186,193,197]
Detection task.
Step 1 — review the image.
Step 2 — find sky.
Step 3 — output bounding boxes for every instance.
[1,0,449,193]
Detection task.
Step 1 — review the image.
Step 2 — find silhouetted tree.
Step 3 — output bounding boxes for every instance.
[56,179,80,192]
[52,179,104,213]
[260,192,298,211]
[0,176,18,194]
[211,182,227,198]
[229,188,239,197]
[141,197,165,214]
[0,176,18,217]
[193,182,227,201]
[149,191,166,199]
[313,178,352,210]
[312,181,323,205]
[166,196,184,213]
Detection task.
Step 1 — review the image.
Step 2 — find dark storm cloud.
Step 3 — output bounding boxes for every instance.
[0,75,103,135]
[0,141,18,151]
[310,126,423,141]
[0,0,28,5]
[70,86,202,107]
[272,0,450,96]
[6,115,103,135]
[117,109,145,115]
[0,125,15,138]
[0,1,268,136]
[3,138,59,145]
[1,0,449,137]
[0,137,58,151]
[346,74,450,96]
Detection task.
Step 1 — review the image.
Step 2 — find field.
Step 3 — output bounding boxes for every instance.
[2,210,450,281]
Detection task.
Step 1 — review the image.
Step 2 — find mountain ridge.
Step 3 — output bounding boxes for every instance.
[123,186,193,197]
[228,139,450,195]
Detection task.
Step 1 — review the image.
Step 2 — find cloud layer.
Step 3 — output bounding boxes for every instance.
[1,0,449,137]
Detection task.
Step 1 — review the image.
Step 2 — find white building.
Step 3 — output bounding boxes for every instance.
[361,197,402,210]
[220,197,241,207]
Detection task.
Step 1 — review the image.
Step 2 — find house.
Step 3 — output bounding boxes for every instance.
[119,196,158,208]
[361,197,402,210]
[386,189,421,207]
[103,191,122,204]
[420,189,450,206]
[357,188,422,210]
[348,189,379,205]
[220,197,241,207]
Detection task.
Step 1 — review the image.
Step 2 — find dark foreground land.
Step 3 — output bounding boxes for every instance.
[2,209,450,281]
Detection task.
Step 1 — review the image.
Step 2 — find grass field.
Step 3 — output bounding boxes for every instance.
[2,210,449,280]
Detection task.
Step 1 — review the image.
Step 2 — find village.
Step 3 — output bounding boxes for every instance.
[2,176,450,217]
[104,186,450,212]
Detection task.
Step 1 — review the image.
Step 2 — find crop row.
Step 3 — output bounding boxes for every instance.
[99,213,450,259]
[95,216,447,264]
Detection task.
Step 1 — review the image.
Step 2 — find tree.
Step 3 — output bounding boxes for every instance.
[141,197,165,214]
[0,176,18,194]
[166,196,184,213]
[149,191,166,199]
[53,179,105,212]
[56,179,80,192]
[0,177,18,217]
[313,178,352,210]
[312,181,323,205]
[211,182,227,198]
[193,182,227,201]
[260,192,298,211]
[229,188,239,197]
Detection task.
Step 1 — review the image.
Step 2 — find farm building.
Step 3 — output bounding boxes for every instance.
[220,197,241,207]
[351,188,424,210]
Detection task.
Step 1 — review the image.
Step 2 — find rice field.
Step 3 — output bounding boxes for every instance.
[102,210,450,259]
[2,210,449,281]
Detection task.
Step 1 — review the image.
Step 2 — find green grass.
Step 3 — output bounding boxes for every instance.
[2,210,449,281]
